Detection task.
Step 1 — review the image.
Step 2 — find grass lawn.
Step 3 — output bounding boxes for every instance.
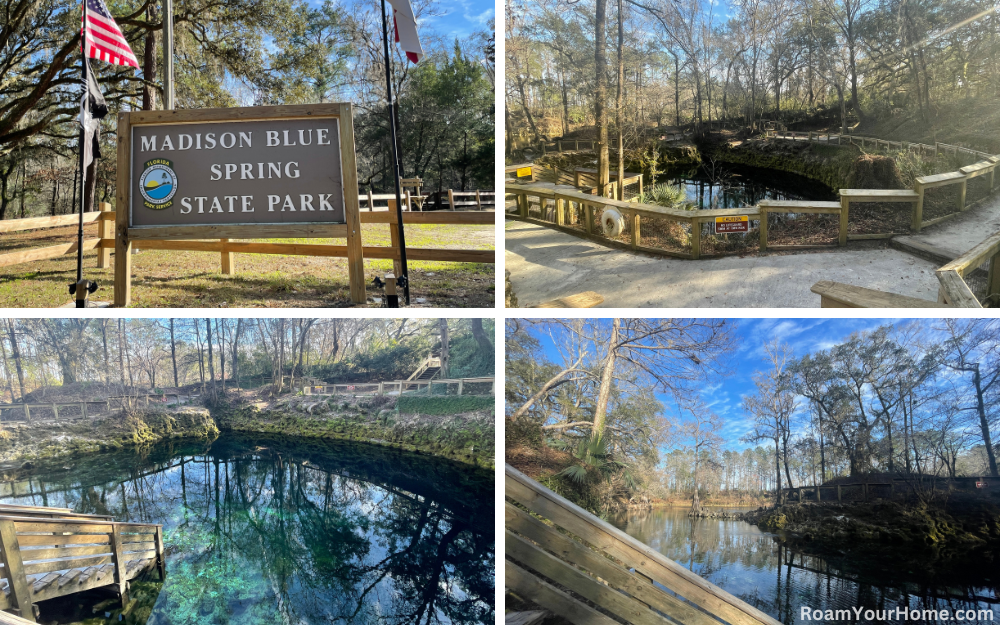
[0,221,495,308]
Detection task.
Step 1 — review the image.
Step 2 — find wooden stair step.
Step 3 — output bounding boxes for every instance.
[58,568,83,588]
[32,572,62,593]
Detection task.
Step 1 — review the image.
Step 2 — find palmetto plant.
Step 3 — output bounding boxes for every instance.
[557,433,636,490]
[636,183,686,209]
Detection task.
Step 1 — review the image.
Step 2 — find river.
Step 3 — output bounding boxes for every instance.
[612,507,997,625]
[0,434,495,625]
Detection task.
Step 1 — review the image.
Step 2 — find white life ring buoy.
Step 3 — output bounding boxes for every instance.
[602,208,625,237]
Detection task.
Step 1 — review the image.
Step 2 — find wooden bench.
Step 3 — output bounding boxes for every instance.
[506,465,782,625]
[532,291,604,308]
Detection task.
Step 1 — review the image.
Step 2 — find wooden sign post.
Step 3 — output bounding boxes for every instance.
[114,103,364,306]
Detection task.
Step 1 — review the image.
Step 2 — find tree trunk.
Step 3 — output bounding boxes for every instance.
[117,319,126,386]
[195,320,205,389]
[142,5,157,110]
[169,319,179,388]
[592,318,620,437]
[439,319,450,379]
[5,320,25,401]
[231,319,243,388]
[595,0,610,197]
[218,319,226,393]
[973,365,1000,477]
[206,319,215,393]
[615,0,624,200]
[470,319,493,352]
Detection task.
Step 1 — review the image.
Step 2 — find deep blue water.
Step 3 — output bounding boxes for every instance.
[0,435,495,625]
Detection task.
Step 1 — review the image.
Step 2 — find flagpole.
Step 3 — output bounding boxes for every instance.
[380,0,410,306]
[75,0,88,308]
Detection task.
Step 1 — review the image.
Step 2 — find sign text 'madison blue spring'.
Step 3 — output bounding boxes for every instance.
[129,117,347,227]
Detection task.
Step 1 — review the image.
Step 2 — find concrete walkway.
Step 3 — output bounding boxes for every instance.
[894,194,1000,260]
[505,221,941,307]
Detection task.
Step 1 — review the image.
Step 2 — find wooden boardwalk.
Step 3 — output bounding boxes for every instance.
[0,504,164,623]
[506,464,781,625]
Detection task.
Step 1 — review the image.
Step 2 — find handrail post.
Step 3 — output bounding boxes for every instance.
[155,526,166,580]
[97,202,114,269]
[839,195,849,246]
[0,519,35,622]
[912,182,924,232]
[958,176,968,212]
[690,218,701,259]
[109,525,129,608]
[759,204,768,251]
[988,250,1000,305]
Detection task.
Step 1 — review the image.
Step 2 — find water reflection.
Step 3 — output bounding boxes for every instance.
[613,507,997,624]
[0,435,495,625]
[660,164,837,209]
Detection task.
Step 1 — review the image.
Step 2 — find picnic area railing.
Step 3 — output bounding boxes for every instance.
[505,464,782,625]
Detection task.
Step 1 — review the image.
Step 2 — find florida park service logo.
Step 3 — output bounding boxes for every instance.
[139,159,177,209]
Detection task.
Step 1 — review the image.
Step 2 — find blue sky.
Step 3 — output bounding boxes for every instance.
[334,0,493,42]
[524,318,942,452]
[422,0,494,40]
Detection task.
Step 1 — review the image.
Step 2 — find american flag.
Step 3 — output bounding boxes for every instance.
[81,0,139,68]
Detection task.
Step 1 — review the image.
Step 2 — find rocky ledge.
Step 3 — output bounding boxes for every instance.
[740,499,1000,550]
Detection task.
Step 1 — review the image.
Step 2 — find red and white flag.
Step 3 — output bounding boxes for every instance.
[387,0,423,63]
[81,0,139,68]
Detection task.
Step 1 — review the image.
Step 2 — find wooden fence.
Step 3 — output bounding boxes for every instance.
[0,201,494,279]
[0,393,192,423]
[301,376,495,396]
[506,464,782,625]
[784,476,992,503]
[506,131,1000,261]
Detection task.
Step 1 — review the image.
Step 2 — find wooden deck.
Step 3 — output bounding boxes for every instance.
[506,464,782,625]
[0,504,164,623]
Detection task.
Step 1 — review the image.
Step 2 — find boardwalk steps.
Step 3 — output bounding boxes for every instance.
[0,504,164,623]
[505,464,781,625]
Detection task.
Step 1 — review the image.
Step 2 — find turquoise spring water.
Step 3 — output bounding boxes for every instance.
[0,434,494,625]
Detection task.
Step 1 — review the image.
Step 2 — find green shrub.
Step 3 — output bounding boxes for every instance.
[636,183,686,208]
[396,395,494,415]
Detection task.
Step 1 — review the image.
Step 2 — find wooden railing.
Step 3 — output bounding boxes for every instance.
[784,476,992,502]
[0,513,164,621]
[407,353,442,381]
[0,393,193,422]
[506,182,852,259]
[0,202,495,275]
[505,464,782,625]
[301,376,495,396]
[507,131,1000,262]
[936,229,1000,307]
[813,220,1000,308]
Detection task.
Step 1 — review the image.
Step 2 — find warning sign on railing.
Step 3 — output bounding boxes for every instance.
[977,480,988,488]
[516,167,532,178]
[715,215,749,233]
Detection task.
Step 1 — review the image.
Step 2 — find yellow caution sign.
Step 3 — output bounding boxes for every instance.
[516,167,532,178]
[715,215,749,233]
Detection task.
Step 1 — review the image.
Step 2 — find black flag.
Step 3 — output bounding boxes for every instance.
[80,58,108,166]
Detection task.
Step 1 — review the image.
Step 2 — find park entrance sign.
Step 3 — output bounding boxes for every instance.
[130,117,347,226]
[115,104,364,305]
